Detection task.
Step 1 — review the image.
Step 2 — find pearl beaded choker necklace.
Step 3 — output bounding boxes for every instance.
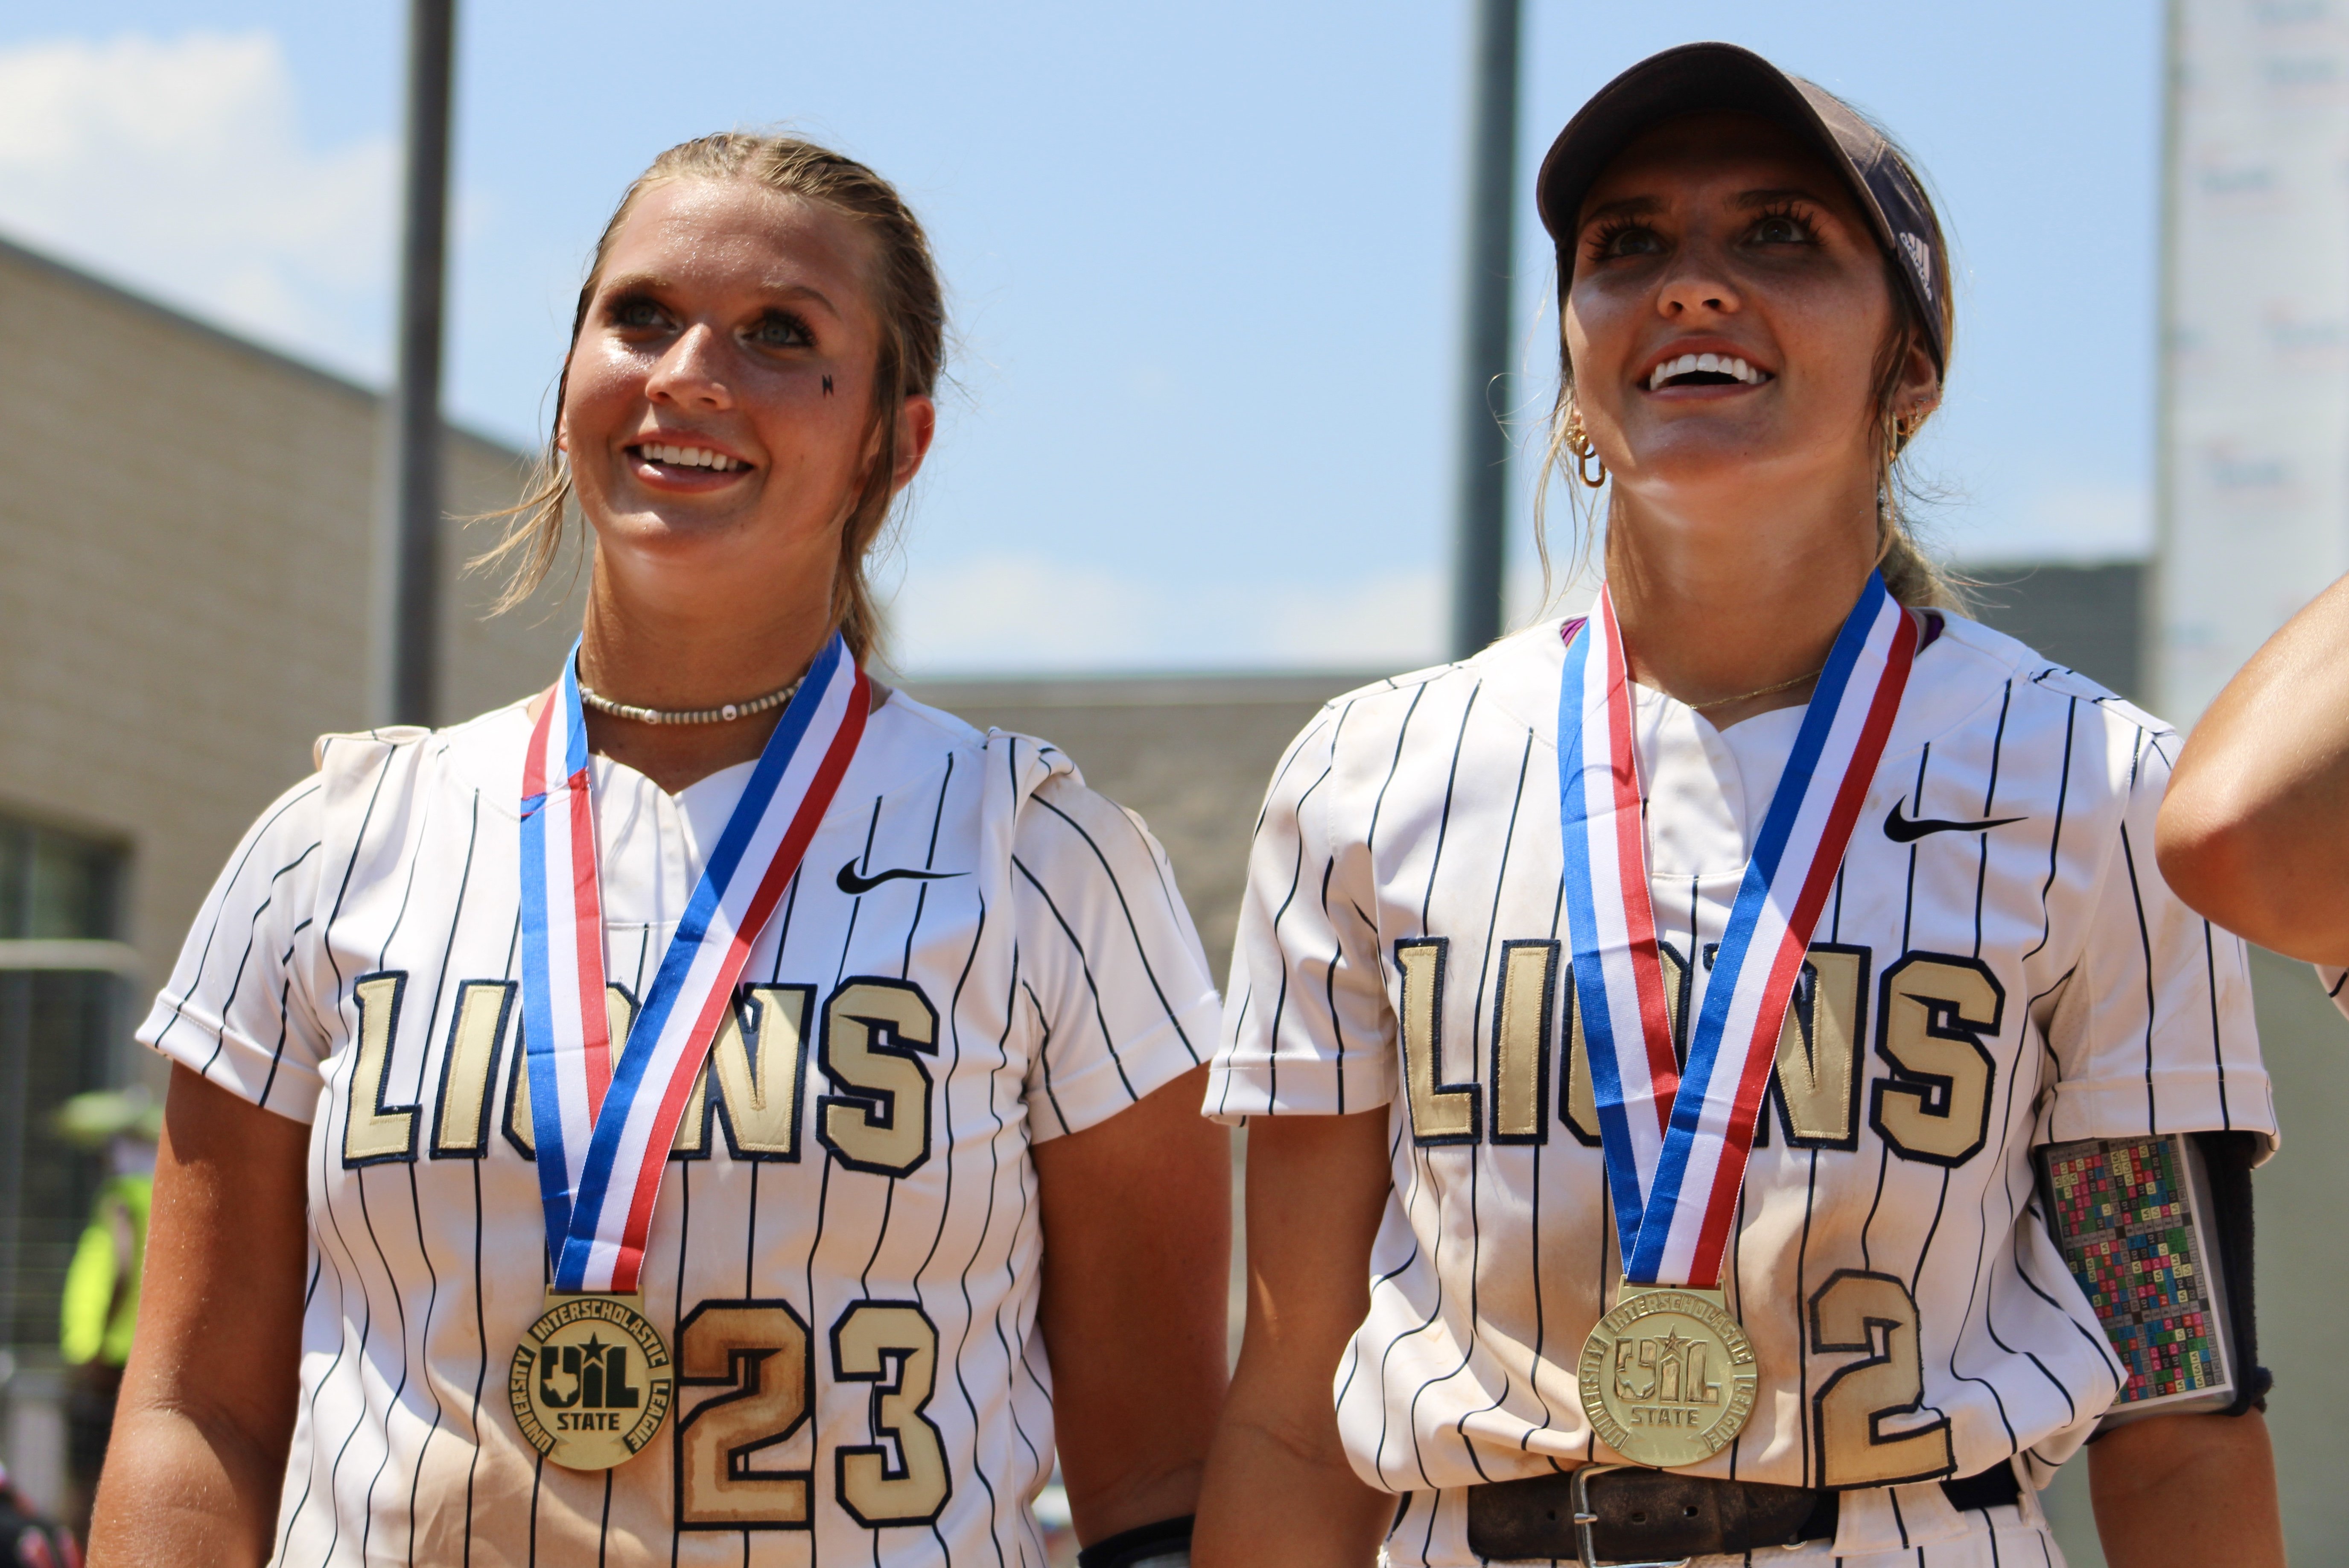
[576,669,804,727]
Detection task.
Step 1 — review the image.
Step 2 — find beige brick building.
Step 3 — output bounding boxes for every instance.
[0,235,580,1513]
[0,236,583,991]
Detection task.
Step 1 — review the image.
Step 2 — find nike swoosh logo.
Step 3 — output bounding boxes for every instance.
[1882,800,2027,843]
[836,861,967,896]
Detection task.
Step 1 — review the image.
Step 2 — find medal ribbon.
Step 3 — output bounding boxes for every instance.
[1558,573,1914,1287]
[519,631,869,1293]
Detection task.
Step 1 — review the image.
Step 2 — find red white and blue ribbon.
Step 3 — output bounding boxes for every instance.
[1558,573,1914,1287]
[519,632,868,1293]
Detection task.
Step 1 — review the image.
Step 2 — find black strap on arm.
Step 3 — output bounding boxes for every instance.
[2194,1130,2272,1416]
[1076,1515,1194,1568]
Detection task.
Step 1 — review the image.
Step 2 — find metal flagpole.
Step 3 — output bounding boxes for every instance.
[1447,0,1523,662]
[2145,0,2182,718]
[375,0,457,727]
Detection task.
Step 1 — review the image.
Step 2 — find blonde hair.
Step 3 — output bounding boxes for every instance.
[1534,111,1966,613]
[474,133,946,662]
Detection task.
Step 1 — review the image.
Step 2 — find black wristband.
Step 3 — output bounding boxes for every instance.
[1076,1514,1195,1568]
[2193,1131,2270,1417]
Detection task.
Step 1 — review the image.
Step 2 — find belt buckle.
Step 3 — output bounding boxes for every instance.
[1572,1466,1694,1568]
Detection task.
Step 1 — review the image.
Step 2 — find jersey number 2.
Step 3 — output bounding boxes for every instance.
[674,1299,949,1530]
[1807,1270,1954,1488]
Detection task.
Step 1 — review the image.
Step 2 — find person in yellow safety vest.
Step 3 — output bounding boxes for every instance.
[59,1174,147,1370]
[51,1089,158,1547]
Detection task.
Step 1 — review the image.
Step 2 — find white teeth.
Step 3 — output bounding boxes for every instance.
[640,443,741,470]
[1647,353,1697,390]
[1647,352,1769,390]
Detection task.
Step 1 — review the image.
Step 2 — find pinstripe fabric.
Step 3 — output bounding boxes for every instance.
[1209,616,2272,1564]
[142,691,1219,1567]
[2313,961,2349,1020]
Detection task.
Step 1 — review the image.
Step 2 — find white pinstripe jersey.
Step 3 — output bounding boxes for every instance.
[1209,613,2274,1565]
[141,688,1219,1567]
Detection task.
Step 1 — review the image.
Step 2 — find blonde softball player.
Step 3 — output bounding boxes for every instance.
[94,135,1226,1568]
[1196,44,2283,1568]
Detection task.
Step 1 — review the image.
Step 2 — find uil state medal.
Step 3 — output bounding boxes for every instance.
[509,636,869,1471]
[1577,1285,1757,1468]
[510,1293,675,1470]
[1558,581,1915,1467]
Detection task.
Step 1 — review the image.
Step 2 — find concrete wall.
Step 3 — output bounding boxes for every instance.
[0,237,583,999]
[900,672,1371,980]
[1967,561,2146,705]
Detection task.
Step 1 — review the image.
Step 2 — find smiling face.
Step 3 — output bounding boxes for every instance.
[1564,111,1936,520]
[557,176,934,605]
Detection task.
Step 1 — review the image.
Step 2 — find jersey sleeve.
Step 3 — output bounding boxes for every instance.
[2039,726,2277,1152]
[2315,964,2349,1022]
[1205,704,1397,1123]
[1013,770,1221,1141]
[136,775,333,1123]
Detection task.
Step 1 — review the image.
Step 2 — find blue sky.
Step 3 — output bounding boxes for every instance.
[0,2,2162,672]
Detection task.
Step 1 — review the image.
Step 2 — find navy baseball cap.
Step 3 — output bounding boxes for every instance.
[1535,42,1949,372]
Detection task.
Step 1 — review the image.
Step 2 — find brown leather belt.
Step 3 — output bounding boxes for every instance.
[1464,1462,2022,1565]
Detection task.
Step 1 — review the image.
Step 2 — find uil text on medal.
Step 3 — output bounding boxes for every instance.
[510,1294,675,1470]
[1578,1286,1757,1469]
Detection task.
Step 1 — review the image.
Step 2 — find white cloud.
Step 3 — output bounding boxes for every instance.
[1255,571,1442,668]
[0,31,394,378]
[882,555,1167,669]
[882,553,1467,675]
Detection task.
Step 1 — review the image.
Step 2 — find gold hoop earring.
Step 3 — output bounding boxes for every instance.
[1886,406,1927,453]
[1879,407,1924,534]
[1565,405,1607,489]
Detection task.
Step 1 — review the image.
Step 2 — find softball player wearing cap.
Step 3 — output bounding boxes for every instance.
[1196,44,2283,1568]
[92,134,1226,1568]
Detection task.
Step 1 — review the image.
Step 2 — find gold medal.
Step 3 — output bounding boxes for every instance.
[1577,1281,1757,1468]
[509,1292,675,1470]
